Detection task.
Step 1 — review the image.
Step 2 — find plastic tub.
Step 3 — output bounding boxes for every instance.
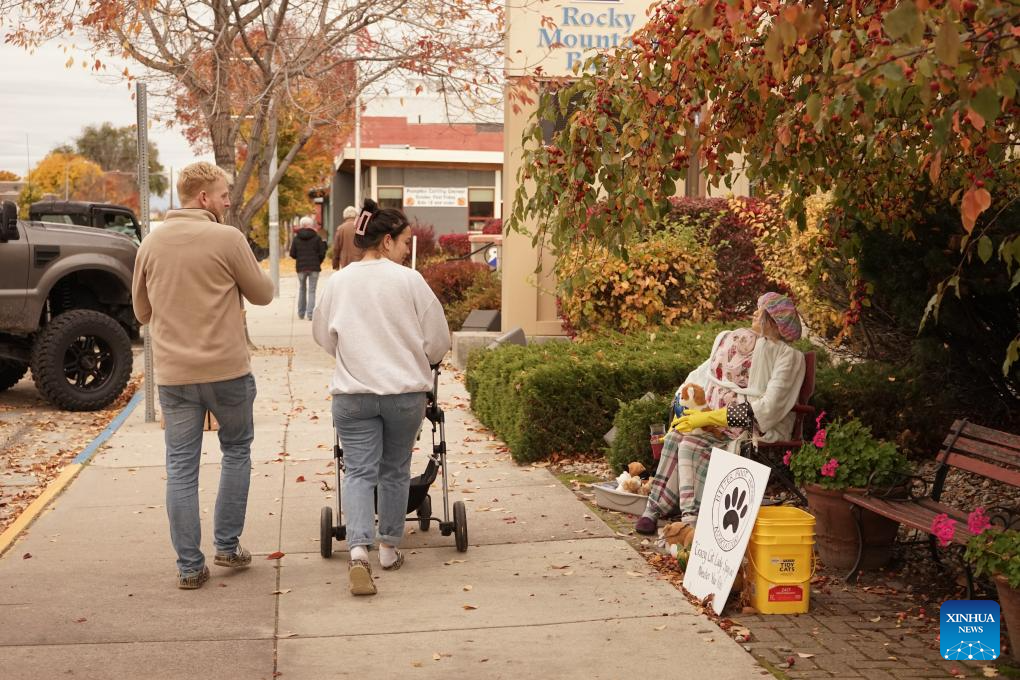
[745,506,816,614]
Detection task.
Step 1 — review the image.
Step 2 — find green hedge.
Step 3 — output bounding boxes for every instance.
[607,394,672,473]
[465,324,733,463]
[467,322,956,464]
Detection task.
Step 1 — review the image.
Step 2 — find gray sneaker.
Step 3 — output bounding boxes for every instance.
[177,565,210,590]
[214,546,252,568]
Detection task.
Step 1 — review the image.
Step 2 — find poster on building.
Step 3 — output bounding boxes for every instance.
[506,0,653,77]
[403,187,468,208]
[682,447,771,615]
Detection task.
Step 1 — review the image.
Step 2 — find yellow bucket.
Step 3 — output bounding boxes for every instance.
[745,506,816,615]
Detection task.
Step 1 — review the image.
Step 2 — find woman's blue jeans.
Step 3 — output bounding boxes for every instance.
[332,392,426,550]
[158,374,257,575]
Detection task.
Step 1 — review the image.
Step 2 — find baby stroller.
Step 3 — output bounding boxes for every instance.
[319,364,468,556]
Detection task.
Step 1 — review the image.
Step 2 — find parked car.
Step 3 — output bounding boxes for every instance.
[0,200,136,410]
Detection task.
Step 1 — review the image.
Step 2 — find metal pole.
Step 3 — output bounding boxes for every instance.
[354,97,362,209]
[169,166,173,210]
[268,142,280,298]
[136,82,156,423]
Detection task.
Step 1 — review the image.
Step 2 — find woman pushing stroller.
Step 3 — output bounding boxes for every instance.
[312,199,450,596]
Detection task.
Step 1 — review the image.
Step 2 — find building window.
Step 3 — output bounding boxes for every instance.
[468,187,495,229]
[378,186,403,210]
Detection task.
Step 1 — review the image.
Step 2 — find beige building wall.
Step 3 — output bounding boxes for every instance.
[501,91,563,336]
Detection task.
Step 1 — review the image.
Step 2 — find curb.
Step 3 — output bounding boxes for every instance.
[0,389,145,558]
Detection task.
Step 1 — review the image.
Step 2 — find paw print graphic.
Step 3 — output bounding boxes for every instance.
[722,487,748,534]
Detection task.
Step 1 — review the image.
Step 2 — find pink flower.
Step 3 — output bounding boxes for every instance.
[812,428,828,448]
[931,513,957,547]
[815,410,827,429]
[783,450,793,466]
[967,507,991,535]
[820,458,839,477]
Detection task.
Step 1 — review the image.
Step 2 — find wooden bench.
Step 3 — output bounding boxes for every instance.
[843,419,1020,589]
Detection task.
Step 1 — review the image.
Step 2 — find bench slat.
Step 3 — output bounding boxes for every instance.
[945,453,1020,488]
[943,435,1020,470]
[844,495,970,544]
[957,422,1020,452]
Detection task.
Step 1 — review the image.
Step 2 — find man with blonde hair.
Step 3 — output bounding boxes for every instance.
[132,161,275,589]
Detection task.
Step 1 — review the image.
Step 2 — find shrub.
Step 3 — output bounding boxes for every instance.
[409,220,437,260]
[438,233,471,257]
[466,324,732,463]
[607,394,672,474]
[557,226,721,336]
[481,218,502,235]
[420,260,490,305]
[446,271,501,330]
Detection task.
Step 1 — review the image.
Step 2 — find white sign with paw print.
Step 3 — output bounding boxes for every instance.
[682,447,771,615]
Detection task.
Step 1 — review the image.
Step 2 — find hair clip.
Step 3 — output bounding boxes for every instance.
[354,209,372,236]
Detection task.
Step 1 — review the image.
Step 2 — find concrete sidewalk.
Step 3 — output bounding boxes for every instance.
[0,273,765,679]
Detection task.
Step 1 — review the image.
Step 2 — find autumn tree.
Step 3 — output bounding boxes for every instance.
[0,170,20,181]
[2,0,505,232]
[73,122,168,196]
[18,152,104,212]
[511,0,1020,376]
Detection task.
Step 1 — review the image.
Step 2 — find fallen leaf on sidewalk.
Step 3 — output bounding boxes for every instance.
[277,632,297,638]
[550,564,570,570]
[22,552,31,559]
[432,653,442,661]
[295,476,306,482]
[797,653,815,659]
[654,624,667,631]
[462,604,478,610]
[74,617,87,623]
[463,585,473,591]
[272,589,292,595]
[267,551,285,560]
[626,571,644,577]
[868,616,881,623]
[443,559,466,566]
[982,666,999,677]
[411,662,423,668]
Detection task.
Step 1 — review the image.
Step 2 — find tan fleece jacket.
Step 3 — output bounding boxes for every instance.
[132,209,275,385]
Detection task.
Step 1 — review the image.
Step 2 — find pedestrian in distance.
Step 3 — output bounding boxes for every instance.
[132,161,275,589]
[330,205,365,270]
[312,198,451,596]
[290,215,327,320]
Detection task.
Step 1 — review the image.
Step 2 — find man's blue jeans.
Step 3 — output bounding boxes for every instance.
[332,392,426,549]
[297,271,319,319]
[158,374,257,575]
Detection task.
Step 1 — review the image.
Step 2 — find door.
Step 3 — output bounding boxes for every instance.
[0,221,31,323]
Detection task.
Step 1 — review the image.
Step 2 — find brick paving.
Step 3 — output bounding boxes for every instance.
[556,472,1016,680]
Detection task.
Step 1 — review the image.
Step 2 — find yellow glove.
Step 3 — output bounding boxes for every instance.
[672,407,728,433]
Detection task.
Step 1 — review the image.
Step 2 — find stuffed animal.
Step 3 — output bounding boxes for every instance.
[627,462,646,477]
[675,383,726,438]
[661,521,696,549]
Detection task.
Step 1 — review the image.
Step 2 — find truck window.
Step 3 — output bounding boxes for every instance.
[100,212,141,244]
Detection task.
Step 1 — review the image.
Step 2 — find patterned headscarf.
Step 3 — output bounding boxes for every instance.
[757,292,802,343]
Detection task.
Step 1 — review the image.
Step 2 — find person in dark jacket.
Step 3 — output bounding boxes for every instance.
[289,216,327,320]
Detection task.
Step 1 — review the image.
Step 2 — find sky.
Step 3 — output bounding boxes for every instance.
[0,40,213,205]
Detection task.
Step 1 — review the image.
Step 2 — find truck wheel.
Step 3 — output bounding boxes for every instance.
[0,360,29,392]
[30,309,133,411]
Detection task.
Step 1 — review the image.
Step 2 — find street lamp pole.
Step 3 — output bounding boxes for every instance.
[354,96,362,209]
[269,143,280,298]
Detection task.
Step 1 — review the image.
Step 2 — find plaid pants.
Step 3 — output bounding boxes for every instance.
[644,429,730,518]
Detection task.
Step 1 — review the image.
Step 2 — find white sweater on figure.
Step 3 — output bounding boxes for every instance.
[312,258,451,395]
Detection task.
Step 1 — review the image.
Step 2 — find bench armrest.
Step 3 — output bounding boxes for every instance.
[864,469,932,500]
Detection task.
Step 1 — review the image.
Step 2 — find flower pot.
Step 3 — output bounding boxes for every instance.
[994,575,1020,662]
[804,484,901,572]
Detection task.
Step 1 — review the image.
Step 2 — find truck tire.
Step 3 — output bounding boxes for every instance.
[0,360,29,392]
[30,309,133,411]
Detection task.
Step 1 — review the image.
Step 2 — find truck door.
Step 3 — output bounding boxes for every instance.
[0,221,30,320]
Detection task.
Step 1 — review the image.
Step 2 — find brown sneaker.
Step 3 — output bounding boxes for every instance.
[214,546,252,568]
[348,559,377,596]
[177,565,210,590]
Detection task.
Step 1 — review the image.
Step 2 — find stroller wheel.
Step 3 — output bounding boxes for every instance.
[417,494,432,532]
[320,506,334,558]
[453,500,468,552]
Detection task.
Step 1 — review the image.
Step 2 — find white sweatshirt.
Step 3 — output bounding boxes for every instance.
[312,258,451,395]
